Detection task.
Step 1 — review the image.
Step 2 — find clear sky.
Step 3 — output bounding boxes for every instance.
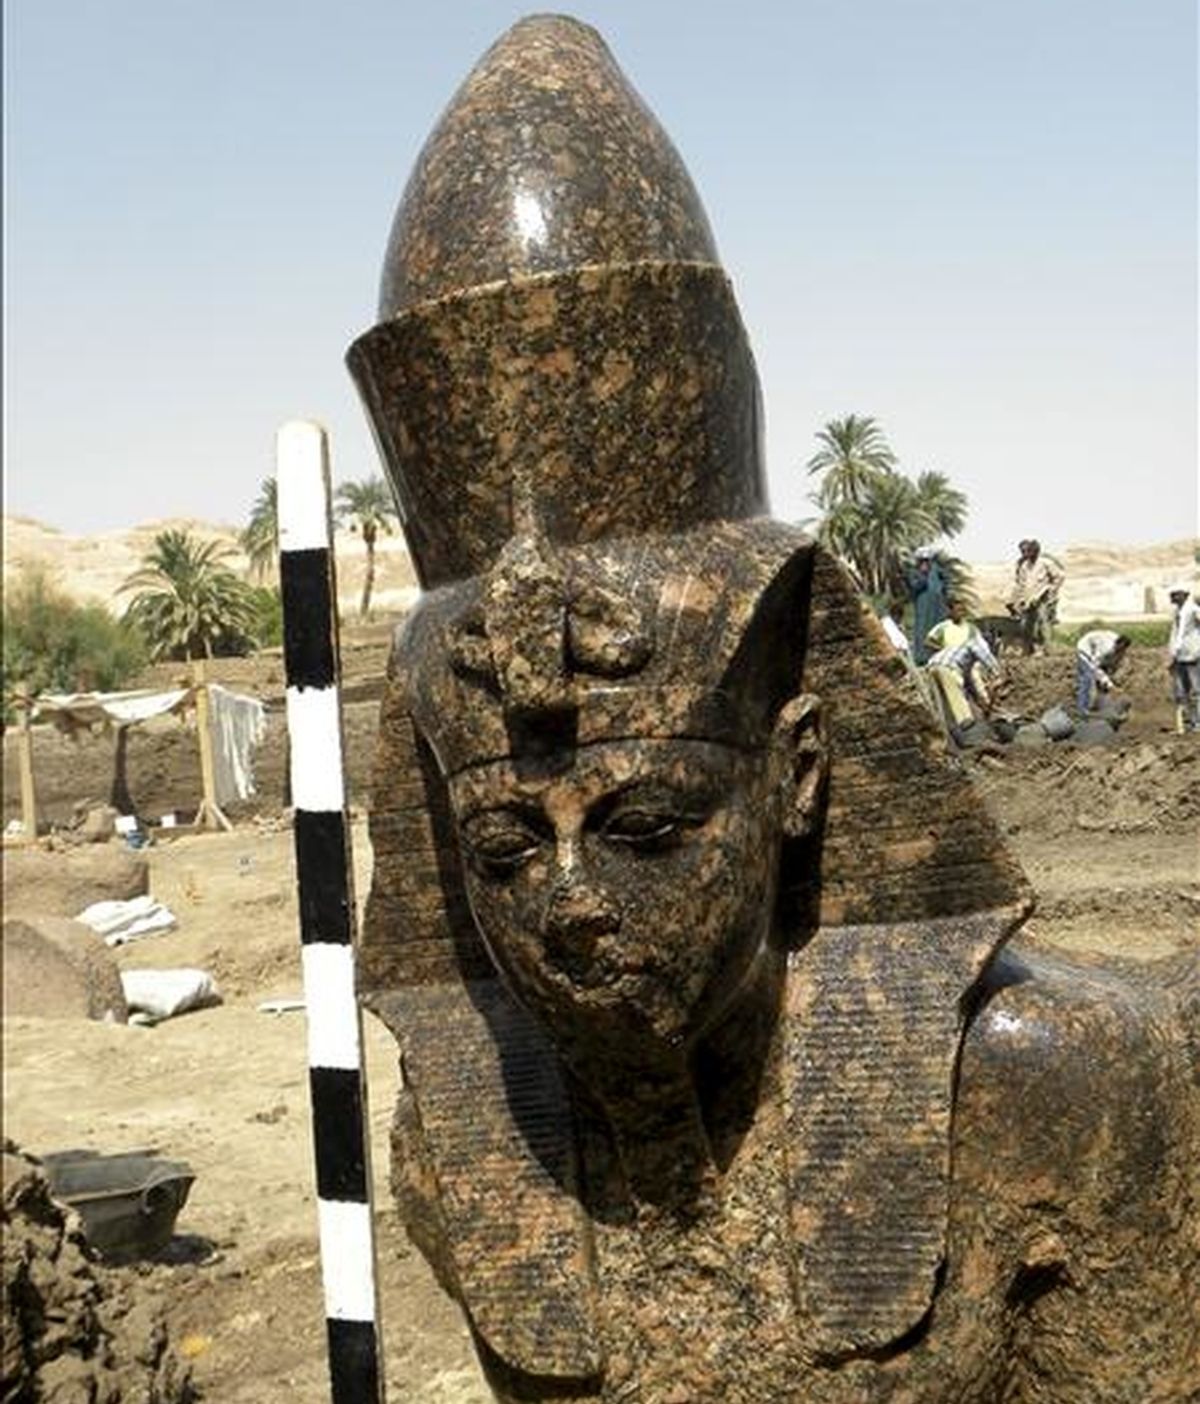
[4,0,1196,563]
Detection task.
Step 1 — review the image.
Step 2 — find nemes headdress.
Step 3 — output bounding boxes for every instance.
[349,16,1029,1373]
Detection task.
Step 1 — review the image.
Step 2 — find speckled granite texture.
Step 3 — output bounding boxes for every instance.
[351,14,1200,1402]
[374,14,717,319]
[348,265,765,589]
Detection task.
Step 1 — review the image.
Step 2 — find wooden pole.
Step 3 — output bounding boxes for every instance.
[17,699,38,842]
[191,659,232,831]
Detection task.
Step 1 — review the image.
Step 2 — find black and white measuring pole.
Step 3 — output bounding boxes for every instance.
[277,419,386,1404]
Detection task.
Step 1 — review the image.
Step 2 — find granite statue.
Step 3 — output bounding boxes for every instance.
[346,16,1200,1402]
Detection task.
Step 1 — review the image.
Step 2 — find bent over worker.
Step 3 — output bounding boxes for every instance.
[926,598,1001,733]
[1074,629,1130,715]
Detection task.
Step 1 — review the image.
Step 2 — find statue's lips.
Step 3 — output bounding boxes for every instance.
[545,947,659,994]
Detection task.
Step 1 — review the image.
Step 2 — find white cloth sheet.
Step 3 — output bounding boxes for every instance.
[207,685,267,804]
[76,895,178,946]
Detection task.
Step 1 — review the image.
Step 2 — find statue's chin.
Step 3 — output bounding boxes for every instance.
[539,991,693,1065]
[516,981,764,1099]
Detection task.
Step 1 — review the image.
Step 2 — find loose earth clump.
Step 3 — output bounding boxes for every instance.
[1,1145,195,1403]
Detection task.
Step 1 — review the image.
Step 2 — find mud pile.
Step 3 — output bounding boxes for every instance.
[1064,741,1200,833]
[1,1145,194,1402]
[996,648,1177,732]
[969,737,1199,836]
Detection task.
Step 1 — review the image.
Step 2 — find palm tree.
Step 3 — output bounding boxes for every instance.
[121,529,258,660]
[335,477,398,617]
[913,471,968,541]
[854,474,936,596]
[805,414,896,509]
[817,475,935,598]
[804,416,973,605]
[814,498,865,578]
[242,477,279,580]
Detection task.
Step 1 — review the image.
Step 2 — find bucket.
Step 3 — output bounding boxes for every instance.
[41,1149,195,1262]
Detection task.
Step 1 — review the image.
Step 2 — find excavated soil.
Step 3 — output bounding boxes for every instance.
[2,643,1196,1401]
[2,1147,196,1402]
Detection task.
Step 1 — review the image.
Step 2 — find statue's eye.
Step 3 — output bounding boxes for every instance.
[460,813,544,876]
[600,809,685,851]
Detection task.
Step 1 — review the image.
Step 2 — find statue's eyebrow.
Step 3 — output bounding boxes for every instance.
[455,795,549,829]
[590,775,723,813]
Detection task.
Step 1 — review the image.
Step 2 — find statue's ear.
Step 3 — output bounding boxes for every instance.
[771,693,826,840]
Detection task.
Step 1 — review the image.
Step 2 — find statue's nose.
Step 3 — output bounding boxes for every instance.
[542,853,621,960]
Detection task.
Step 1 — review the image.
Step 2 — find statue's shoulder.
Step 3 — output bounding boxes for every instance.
[957,939,1198,1192]
[952,942,1200,1396]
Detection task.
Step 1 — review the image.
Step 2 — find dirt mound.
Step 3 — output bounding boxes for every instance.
[969,737,1200,837]
[1,1146,194,1402]
[3,847,149,919]
[966,734,1198,961]
[2,917,129,1022]
[994,646,1179,739]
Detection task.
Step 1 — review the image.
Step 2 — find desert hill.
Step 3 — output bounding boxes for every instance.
[3,515,1195,623]
[2,515,420,617]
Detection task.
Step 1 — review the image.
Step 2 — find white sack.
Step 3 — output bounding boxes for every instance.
[121,968,221,1023]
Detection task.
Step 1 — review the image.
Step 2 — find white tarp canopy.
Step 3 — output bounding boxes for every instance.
[34,688,193,731]
[23,683,267,819]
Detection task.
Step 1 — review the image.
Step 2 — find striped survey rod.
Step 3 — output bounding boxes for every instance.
[277,419,386,1404]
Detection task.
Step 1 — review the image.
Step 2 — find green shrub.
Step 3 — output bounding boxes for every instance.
[248,585,283,649]
[3,565,146,719]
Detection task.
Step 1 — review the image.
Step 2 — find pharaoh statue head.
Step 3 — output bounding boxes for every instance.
[347,13,1027,1386]
[349,16,1022,1089]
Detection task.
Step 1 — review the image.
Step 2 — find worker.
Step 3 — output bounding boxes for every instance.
[925,598,1001,733]
[1167,582,1200,733]
[905,548,946,664]
[1006,539,1064,655]
[1074,629,1131,715]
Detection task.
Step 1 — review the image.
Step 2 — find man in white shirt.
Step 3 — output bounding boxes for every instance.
[1006,539,1065,655]
[879,599,911,655]
[1167,582,1200,733]
[1074,629,1130,715]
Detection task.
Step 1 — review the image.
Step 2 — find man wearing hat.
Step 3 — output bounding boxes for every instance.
[904,546,947,664]
[1006,538,1064,655]
[1167,581,1200,732]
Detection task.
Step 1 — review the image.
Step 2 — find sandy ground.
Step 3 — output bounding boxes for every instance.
[5,820,492,1402]
[3,651,1198,1401]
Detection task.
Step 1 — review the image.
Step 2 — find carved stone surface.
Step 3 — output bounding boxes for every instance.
[351,16,1200,1401]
